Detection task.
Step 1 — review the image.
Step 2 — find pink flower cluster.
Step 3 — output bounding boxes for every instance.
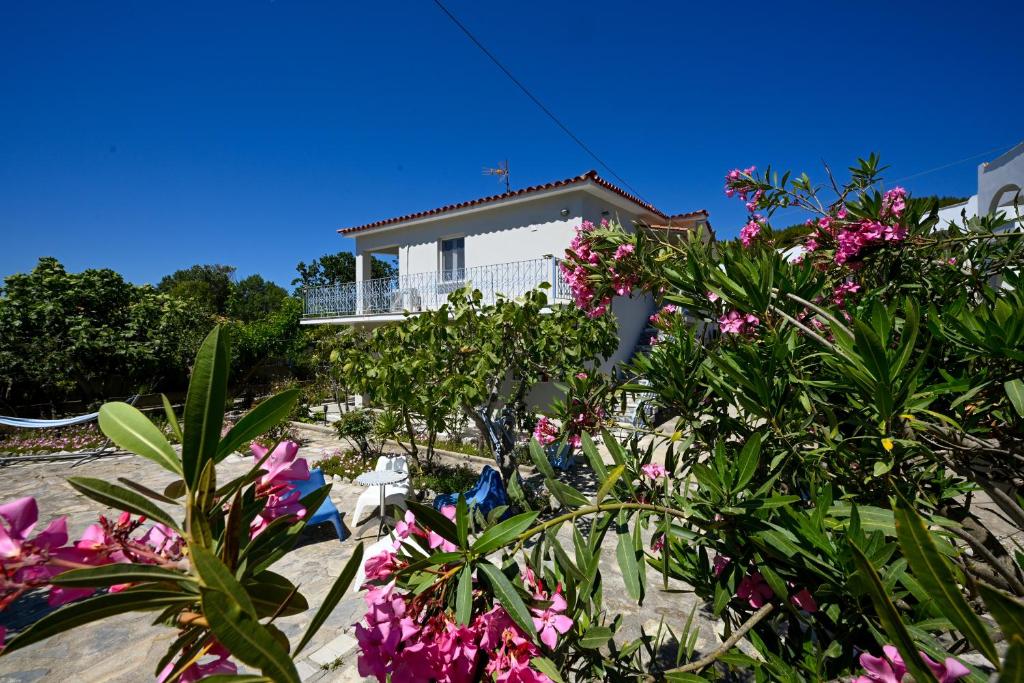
[803,188,910,267]
[356,517,564,682]
[832,281,861,307]
[532,416,559,447]
[560,220,613,318]
[648,304,678,326]
[716,559,817,613]
[855,645,968,683]
[641,463,667,480]
[249,441,310,537]
[740,215,764,248]
[724,166,757,200]
[718,310,760,335]
[0,496,185,611]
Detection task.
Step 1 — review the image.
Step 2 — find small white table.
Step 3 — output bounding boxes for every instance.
[355,470,409,538]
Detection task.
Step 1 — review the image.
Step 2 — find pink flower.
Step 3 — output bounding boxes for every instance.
[641,463,667,480]
[736,571,773,608]
[707,291,719,303]
[712,555,731,577]
[363,549,398,583]
[651,534,665,552]
[531,590,572,649]
[789,587,817,612]
[718,311,760,335]
[0,497,68,560]
[613,243,635,260]
[855,645,968,683]
[158,642,237,683]
[832,281,861,307]
[574,372,588,380]
[739,217,763,248]
[882,187,907,218]
[249,441,310,537]
[532,417,559,446]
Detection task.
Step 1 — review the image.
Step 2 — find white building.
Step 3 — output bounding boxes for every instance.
[301,169,710,368]
[936,141,1023,231]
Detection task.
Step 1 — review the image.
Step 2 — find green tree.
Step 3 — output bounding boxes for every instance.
[0,257,213,407]
[292,252,397,290]
[226,274,288,322]
[157,264,236,315]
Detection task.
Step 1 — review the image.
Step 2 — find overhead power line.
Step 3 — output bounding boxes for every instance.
[430,0,650,204]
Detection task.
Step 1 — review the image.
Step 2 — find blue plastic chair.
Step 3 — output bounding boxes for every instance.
[293,468,348,541]
[545,442,575,472]
[434,466,509,519]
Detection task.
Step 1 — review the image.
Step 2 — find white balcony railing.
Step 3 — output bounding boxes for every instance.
[301,256,571,319]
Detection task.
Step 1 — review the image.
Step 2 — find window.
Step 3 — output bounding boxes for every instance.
[440,237,464,281]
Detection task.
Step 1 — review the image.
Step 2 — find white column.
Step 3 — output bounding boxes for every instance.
[355,251,372,315]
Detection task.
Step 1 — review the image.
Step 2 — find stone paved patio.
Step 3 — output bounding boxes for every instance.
[0,425,726,682]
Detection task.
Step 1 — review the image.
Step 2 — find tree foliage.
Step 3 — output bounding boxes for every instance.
[157,264,236,315]
[0,257,213,407]
[292,251,397,290]
[226,274,288,322]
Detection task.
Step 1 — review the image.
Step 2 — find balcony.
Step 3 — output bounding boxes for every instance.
[301,256,570,322]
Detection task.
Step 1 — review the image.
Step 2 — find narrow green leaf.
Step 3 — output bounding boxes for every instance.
[191,546,257,617]
[51,563,192,588]
[472,511,540,556]
[67,477,181,532]
[216,389,300,461]
[977,582,1024,642]
[581,433,608,482]
[547,479,590,509]
[405,500,459,547]
[734,432,762,492]
[0,589,192,655]
[528,438,556,479]
[894,494,998,664]
[849,540,939,683]
[531,657,564,683]
[456,565,473,625]
[616,511,642,601]
[161,393,184,443]
[201,588,300,683]
[183,326,230,486]
[478,561,537,638]
[245,571,308,618]
[595,464,625,505]
[294,542,364,655]
[98,402,181,475]
[1006,379,1024,418]
[116,477,182,506]
[1000,637,1024,683]
[579,625,613,649]
[456,494,469,549]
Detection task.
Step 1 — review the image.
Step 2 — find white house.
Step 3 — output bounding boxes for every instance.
[936,141,1024,231]
[301,169,710,369]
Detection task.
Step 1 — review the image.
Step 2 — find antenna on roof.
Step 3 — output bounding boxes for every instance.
[483,160,511,193]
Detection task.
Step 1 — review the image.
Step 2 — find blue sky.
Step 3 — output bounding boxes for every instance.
[2,1,1021,290]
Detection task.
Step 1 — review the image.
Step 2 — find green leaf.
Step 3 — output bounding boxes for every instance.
[456,494,469,549]
[98,401,181,475]
[1006,379,1024,417]
[894,494,999,664]
[665,673,709,682]
[734,432,761,492]
[547,479,590,509]
[0,589,192,655]
[405,500,460,547]
[116,477,182,506]
[1000,637,1024,683]
[472,511,540,556]
[579,625,613,649]
[581,433,608,482]
[67,477,181,532]
[201,588,300,683]
[217,389,300,461]
[977,582,1024,642]
[849,540,939,683]
[161,393,184,443]
[528,438,556,479]
[191,546,257,616]
[531,657,564,683]
[456,565,473,625]
[245,571,308,618]
[183,326,230,486]
[478,561,537,639]
[51,563,192,588]
[294,542,364,655]
[595,464,625,505]
[616,511,642,601]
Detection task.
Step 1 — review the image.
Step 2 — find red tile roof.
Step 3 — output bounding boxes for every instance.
[339,170,688,235]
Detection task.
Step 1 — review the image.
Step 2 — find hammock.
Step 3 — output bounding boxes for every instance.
[0,396,140,466]
[0,396,138,429]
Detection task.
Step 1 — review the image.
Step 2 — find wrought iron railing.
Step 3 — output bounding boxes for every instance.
[301,257,570,319]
